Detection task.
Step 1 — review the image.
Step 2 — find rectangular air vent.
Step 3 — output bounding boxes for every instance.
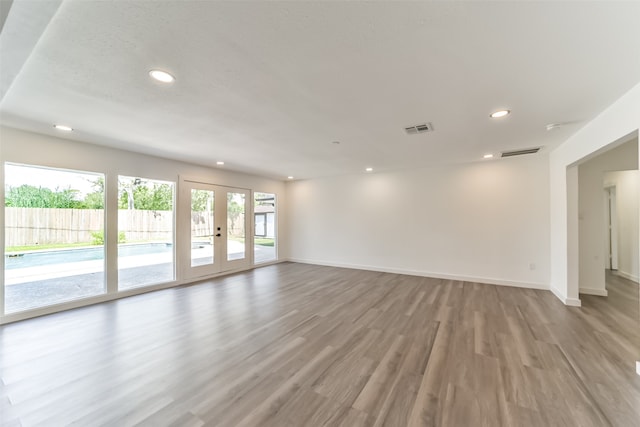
[501,147,541,158]
[404,122,434,134]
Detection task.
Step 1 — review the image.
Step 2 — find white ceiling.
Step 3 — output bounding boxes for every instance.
[1,0,639,180]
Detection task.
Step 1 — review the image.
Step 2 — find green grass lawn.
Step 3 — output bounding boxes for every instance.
[227,237,274,247]
[254,238,275,247]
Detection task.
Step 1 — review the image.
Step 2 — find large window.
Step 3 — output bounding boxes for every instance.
[4,163,105,313]
[254,192,276,263]
[118,176,175,290]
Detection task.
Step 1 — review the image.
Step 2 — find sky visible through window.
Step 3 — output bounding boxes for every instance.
[5,163,98,197]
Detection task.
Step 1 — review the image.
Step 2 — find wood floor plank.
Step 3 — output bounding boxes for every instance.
[1,263,639,426]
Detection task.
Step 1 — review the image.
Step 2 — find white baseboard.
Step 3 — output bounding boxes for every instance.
[637,361,640,376]
[287,258,549,291]
[550,286,582,307]
[579,287,609,297]
[616,270,639,284]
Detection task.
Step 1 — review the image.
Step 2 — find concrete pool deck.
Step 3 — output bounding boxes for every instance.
[5,264,173,313]
[4,243,276,313]
[5,252,174,285]
[6,241,275,285]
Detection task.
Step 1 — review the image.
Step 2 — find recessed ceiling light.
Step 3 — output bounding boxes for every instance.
[149,69,175,83]
[365,167,373,172]
[216,161,224,166]
[53,124,73,131]
[287,176,294,180]
[490,110,510,119]
[483,154,494,159]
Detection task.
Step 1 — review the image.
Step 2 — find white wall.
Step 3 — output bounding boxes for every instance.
[578,139,638,295]
[604,170,639,282]
[0,126,287,323]
[550,81,640,306]
[286,154,550,289]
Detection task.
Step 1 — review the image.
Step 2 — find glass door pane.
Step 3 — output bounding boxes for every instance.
[254,192,276,264]
[191,189,214,267]
[227,192,246,261]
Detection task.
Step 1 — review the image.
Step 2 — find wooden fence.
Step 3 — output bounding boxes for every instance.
[118,210,173,242]
[5,208,245,246]
[5,208,172,246]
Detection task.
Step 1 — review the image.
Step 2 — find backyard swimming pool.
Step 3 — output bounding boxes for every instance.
[5,243,173,270]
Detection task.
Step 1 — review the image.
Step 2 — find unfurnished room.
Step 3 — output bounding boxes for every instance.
[0,1,639,426]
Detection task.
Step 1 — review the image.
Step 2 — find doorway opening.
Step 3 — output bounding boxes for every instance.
[605,186,618,271]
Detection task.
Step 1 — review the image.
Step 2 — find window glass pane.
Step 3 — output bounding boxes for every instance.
[118,176,175,290]
[254,192,276,263]
[191,189,214,267]
[227,192,245,261]
[4,163,105,313]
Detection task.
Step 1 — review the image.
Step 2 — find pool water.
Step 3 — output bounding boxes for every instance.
[5,243,173,270]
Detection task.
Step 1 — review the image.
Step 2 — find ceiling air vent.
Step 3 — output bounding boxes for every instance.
[404,123,434,135]
[501,147,541,158]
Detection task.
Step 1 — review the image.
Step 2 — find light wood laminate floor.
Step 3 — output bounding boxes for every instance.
[1,263,639,426]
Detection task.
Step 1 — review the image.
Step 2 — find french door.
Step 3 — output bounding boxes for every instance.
[181,179,251,279]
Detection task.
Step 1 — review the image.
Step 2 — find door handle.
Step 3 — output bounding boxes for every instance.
[215,233,221,237]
